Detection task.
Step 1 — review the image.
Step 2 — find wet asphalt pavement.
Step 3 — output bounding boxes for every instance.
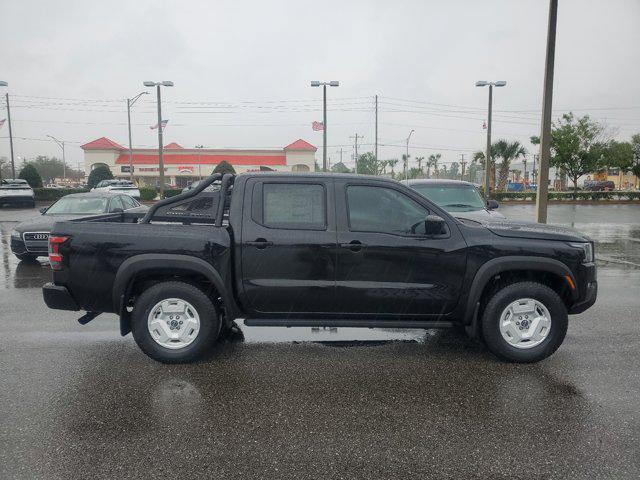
[1,204,640,479]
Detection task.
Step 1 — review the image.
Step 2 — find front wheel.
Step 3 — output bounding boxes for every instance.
[131,281,221,363]
[481,281,568,363]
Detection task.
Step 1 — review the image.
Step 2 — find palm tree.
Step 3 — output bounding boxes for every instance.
[472,144,499,190]
[427,153,441,178]
[494,140,527,191]
[416,156,425,175]
[388,158,399,177]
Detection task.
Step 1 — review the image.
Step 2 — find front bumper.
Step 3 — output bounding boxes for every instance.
[568,263,597,314]
[568,281,597,314]
[0,195,35,206]
[42,283,80,311]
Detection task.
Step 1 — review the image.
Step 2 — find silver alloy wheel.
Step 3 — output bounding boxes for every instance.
[147,298,201,350]
[499,298,552,349]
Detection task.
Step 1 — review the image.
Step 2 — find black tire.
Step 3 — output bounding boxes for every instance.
[131,281,221,363]
[15,253,38,262]
[481,281,567,363]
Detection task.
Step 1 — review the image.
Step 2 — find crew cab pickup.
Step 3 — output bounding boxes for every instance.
[42,173,597,364]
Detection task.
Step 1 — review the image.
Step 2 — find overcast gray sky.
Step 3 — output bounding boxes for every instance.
[1,0,639,170]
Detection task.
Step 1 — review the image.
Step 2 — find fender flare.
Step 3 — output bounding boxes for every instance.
[113,253,240,335]
[463,256,577,325]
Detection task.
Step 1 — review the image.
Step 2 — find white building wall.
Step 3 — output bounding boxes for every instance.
[84,150,120,175]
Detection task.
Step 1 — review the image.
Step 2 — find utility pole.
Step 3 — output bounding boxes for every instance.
[350,134,362,174]
[523,156,528,184]
[460,154,466,181]
[374,94,378,161]
[143,81,173,197]
[476,80,506,199]
[535,0,558,224]
[533,154,538,184]
[5,93,16,179]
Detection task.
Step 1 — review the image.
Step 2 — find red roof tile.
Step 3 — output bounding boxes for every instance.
[284,139,317,151]
[80,137,125,150]
[115,153,286,166]
[164,142,183,149]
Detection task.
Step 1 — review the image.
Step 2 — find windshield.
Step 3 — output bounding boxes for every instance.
[411,184,486,212]
[46,196,109,215]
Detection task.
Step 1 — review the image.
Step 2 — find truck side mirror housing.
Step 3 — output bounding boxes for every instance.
[425,215,446,235]
[487,199,499,210]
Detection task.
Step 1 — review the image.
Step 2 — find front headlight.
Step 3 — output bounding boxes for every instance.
[11,229,22,240]
[569,242,594,263]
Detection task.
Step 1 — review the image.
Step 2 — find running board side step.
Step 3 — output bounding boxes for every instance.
[78,311,101,325]
[243,319,454,329]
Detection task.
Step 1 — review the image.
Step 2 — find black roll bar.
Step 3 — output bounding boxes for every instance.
[140,173,224,224]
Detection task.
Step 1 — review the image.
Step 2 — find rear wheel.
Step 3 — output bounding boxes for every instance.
[481,281,567,363]
[131,281,221,363]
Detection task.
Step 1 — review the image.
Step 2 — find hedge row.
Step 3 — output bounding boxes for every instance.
[139,187,183,201]
[490,190,640,202]
[34,188,90,201]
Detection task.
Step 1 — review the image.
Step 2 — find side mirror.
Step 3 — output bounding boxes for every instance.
[111,208,124,213]
[425,214,446,235]
[39,207,48,214]
[487,199,499,210]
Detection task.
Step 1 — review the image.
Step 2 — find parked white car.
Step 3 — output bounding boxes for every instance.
[91,180,141,199]
[0,179,35,208]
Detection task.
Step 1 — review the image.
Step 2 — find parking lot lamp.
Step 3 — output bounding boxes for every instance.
[127,91,149,182]
[311,81,339,172]
[475,80,506,199]
[46,135,66,181]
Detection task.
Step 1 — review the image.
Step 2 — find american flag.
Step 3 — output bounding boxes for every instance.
[151,119,169,130]
[0,119,5,130]
[312,121,324,131]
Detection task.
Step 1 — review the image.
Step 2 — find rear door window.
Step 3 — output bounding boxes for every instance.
[259,183,326,230]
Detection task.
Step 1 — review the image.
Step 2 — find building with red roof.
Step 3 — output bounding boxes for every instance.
[81,137,317,188]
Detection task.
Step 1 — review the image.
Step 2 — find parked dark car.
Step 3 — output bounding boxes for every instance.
[0,178,35,208]
[43,173,596,364]
[11,192,147,261]
[405,179,506,222]
[583,180,615,191]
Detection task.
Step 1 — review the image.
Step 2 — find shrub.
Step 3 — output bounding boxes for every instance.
[139,187,158,201]
[162,189,183,199]
[87,165,113,189]
[18,163,43,188]
[34,188,89,202]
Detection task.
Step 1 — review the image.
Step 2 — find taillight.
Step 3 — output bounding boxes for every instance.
[48,235,69,270]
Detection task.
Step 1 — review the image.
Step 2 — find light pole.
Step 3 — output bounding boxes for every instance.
[144,81,173,197]
[405,129,415,181]
[127,91,149,182]
[475,80,506,199]
[46,135,66,181]
[311,80,339,172]
[1,81,16,179]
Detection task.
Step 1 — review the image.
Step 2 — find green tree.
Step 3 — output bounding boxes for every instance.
[356,152,385,175]
[0,156,12,180]
[18,163,43,188]
[531,113,608,193]
[494,140,527,191]
[427,153,441,178]
[632,134,640,178]
[331,162,352,174]
[449,162,460,179]
[473,144,500,190]
[415,156,425,174]
[87,165,114,189]
[213,160,236,175]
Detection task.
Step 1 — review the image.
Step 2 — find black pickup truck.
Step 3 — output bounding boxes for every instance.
[42,173,597,364]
